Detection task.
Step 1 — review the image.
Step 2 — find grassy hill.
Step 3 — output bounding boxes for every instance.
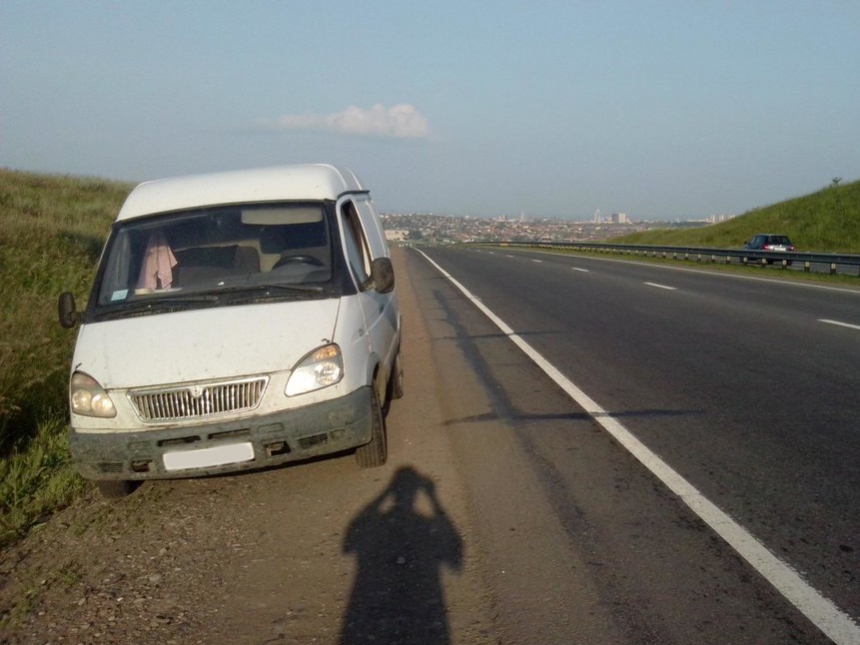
[0,168,131,544]
[612,179,860,253]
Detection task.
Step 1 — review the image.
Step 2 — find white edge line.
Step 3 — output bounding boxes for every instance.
[644,281,677,291]
[819,319,860,331]
[417,249,860,645]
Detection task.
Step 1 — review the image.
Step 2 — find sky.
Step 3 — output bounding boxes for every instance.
[1,1,858,220]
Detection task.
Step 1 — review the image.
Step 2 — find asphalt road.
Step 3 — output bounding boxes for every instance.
[407,245,860,644]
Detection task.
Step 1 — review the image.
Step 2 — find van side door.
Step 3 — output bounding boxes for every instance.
[337,197,399,391]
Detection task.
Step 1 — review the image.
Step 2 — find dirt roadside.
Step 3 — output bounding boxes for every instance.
[0,248,497,645]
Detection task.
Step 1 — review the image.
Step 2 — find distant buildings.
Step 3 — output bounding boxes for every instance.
[380,212,715,245]
[707,214,735,224]
[384,229,409,242]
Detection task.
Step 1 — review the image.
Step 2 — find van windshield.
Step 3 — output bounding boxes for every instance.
[93,202,341,314]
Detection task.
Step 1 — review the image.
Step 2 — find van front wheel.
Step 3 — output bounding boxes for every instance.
[356,389,387,468]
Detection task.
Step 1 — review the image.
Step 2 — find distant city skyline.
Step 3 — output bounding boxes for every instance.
[382,209,737,224]
[379,211,707,246]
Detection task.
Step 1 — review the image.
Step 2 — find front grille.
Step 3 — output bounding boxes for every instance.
[129,377,268,422]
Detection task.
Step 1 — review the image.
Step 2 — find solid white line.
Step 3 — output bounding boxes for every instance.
[417,249,860,645]
[819,319,860,331]
[645,282,677,291]
[572,267,590,273]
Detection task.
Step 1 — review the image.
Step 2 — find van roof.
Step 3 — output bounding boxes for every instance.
[116,164,366,221]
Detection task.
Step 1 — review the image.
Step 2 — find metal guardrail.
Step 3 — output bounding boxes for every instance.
[485,241,860,276]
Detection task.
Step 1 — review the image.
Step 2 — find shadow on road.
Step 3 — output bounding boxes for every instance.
[339,466,462,645]
[443,408,703,426]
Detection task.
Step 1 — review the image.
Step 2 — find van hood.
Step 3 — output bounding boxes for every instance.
[74,299,341,389]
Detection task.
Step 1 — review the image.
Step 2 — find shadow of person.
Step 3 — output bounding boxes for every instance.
[339,466,463,645]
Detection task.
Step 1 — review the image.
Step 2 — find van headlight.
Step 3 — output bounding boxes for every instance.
[70,372,117,418]
[286,344,344,396]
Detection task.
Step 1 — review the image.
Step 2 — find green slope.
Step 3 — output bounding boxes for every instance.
[1,168,131,545]
[613,179,860,253]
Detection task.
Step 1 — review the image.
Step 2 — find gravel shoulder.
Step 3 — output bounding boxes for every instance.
[0,248,496,645]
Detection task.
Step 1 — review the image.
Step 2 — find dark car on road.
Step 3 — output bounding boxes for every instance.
[743,234,795,264]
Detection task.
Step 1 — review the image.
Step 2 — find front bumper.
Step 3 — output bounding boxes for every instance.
[69,386,373,481]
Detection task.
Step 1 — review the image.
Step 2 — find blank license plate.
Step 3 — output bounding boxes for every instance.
[163,442,254,471]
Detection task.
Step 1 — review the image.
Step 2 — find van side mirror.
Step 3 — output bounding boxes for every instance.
[58,292,80,328]
[367,257,395,294]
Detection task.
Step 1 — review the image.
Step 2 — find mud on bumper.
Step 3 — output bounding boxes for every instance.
[70,387,373,481]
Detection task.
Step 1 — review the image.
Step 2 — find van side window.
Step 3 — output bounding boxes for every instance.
[341,201,372,285]
[354,198,387,259]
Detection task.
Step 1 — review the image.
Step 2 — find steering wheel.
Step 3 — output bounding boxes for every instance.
[273,254,324,269]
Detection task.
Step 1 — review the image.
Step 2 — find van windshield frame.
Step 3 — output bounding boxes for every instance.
[87,200,355,322]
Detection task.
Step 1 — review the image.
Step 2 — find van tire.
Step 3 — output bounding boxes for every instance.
[96,480,134,498]
[356,389,387,468]
[389,350,404,400]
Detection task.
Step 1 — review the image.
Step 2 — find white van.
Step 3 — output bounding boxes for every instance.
[58,165,402,497]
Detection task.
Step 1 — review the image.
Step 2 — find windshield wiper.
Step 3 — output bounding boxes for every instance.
[219,284,325,305]
[95,294,220,320]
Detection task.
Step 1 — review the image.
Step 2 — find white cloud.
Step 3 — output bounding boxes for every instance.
[272,104,429,139]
